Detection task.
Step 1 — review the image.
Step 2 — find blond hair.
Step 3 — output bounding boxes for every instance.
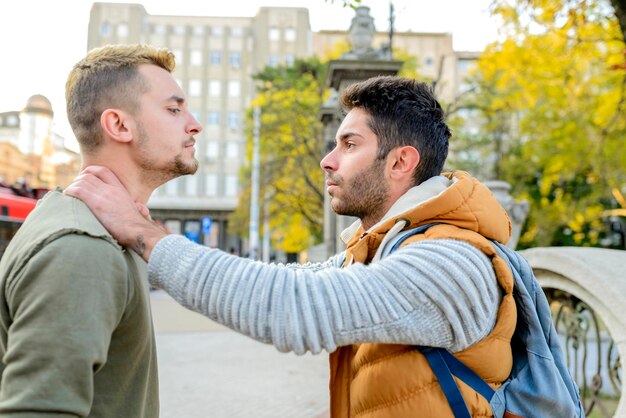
[65,44,175,153]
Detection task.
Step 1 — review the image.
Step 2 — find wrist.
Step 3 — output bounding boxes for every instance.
[124,219,167,261]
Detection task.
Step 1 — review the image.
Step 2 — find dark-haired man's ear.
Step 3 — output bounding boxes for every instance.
[100,109,133,144]
[388,146,420,181]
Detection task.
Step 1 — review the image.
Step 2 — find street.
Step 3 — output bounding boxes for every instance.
[151,290,330,418]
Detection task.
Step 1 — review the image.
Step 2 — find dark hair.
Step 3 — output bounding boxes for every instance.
[340,76,450,185]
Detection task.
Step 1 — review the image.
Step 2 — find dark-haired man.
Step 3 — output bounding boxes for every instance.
[66,75,515,418]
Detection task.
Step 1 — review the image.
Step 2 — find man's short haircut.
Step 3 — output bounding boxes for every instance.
[65,44,175,154]
[340,76,450,185]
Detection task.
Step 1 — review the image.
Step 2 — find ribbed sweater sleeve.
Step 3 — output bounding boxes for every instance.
[148,235,500,355]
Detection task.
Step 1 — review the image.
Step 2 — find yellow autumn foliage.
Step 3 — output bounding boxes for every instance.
[448,0,626,248]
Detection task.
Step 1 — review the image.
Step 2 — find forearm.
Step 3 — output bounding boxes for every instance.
[122,218,168,261]
[149,236,500,354]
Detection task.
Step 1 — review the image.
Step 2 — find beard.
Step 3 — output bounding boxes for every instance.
[135,121,199,187]
[329,157,389,223]
[171,151,199,176]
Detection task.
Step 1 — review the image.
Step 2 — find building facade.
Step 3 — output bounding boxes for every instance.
[0,95,79,190]
[86,2,478,252]
[88,3,311,250]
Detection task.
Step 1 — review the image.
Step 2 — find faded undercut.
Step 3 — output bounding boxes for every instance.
[65,44,175,154]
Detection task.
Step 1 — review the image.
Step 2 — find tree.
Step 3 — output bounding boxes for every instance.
[324,0,362,8]
[448,0,626,248]
[228,59,327,253]
[611,0,626,41]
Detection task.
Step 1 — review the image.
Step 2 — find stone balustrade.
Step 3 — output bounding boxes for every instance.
[520,246,626,417]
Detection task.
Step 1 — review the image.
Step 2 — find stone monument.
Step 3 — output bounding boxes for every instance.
[317,6,403,259]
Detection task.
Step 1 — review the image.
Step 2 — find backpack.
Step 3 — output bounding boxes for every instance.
[384,224,585,418]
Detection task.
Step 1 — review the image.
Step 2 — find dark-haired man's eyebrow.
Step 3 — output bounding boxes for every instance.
[337,131,363,142]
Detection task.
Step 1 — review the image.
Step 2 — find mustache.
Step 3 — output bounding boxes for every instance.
[326,174,342,184]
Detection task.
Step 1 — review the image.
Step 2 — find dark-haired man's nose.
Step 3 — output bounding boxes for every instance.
[320,147,338,173]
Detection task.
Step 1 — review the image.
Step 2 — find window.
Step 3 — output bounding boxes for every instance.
[191,50,203,66]
[191,110,200,122]
[209,80,221,97]
[228,81,240,97]
[153,24,167,35]
[164,178,178,196]
[285,54,295,66]
[225,175,238,196]
[185,175,198,196]
[212,27,223,37]
[424,57,434,67]
[269,27,280,41]
[173,25,186,36]
[227,112,240,130]
[229,51,241,68]
[231,27,243,37]
[226,143,239,159]
[205,173,218,196]
[285,28,296,42]
[209,50,221,65]
[116,24,128,38]
[457,59,472,73]
[164,219,182,235]
[100,22,111,36]
[268,55,280,67]
[205,141,219,160]
[6,115,18,126]
[189,80,202,97]
[193,26,205,36]
[172,49,183,65]
[207,111,220,126]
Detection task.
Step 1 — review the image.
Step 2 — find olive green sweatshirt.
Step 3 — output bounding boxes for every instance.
[0,191,158,417]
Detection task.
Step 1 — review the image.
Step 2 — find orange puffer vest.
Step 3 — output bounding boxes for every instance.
[329,172,517,418]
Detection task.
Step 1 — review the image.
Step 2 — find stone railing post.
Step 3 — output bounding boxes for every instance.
[484,180,529,249]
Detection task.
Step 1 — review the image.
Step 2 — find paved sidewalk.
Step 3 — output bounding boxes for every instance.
[152,290,330,418]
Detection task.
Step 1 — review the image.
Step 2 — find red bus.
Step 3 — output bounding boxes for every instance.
[0,189,39,259]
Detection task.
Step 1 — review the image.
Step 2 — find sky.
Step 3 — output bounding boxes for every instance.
[0,0,499,150]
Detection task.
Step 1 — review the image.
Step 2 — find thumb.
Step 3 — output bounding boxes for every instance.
[135,202,151,221]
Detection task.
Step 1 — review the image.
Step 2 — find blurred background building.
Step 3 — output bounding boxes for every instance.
[85,2,478,251]
[0,95,79,191]
[0,2,478,252]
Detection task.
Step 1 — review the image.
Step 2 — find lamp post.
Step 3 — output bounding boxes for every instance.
[248,106,261,260]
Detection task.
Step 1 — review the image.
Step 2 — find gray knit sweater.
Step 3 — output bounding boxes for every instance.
[148,236,500,355]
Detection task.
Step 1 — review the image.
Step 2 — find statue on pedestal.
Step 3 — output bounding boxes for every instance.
[341,6,391,61]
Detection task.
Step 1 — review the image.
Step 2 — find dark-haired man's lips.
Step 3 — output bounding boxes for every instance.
[326,180,339,194]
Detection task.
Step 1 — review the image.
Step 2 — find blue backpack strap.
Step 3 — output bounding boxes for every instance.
[437,349,496,401]
[390,223,502,416]
[419,347,496,417]
[420,347,472,418]
[384,222,439,256]
[341,222,438,265]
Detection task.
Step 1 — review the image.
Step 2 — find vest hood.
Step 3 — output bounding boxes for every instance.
[349,171,511,246]
[342,172,511,264]
[413,171,512,243]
